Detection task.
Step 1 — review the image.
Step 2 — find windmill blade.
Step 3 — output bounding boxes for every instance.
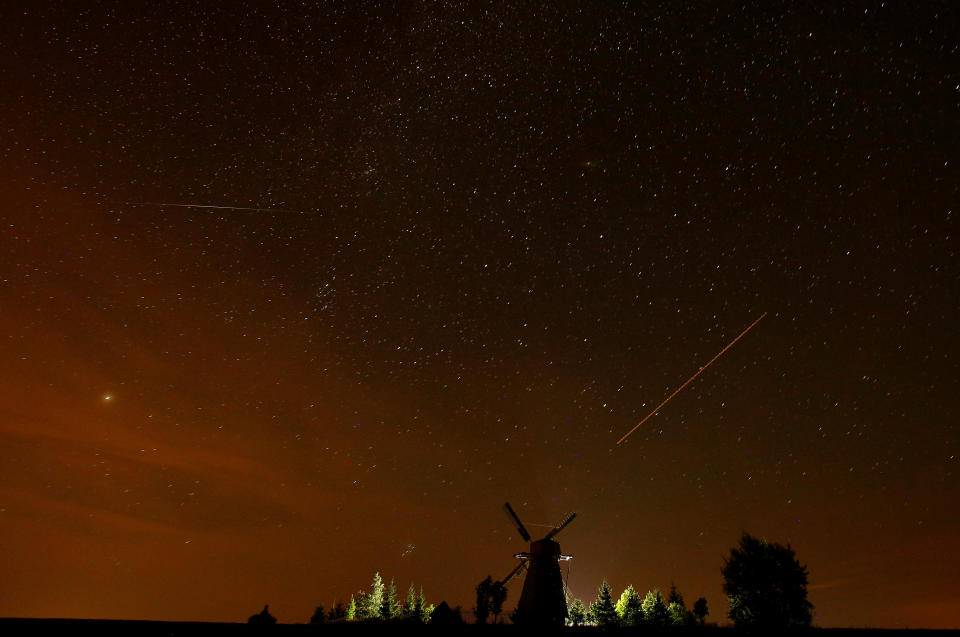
[498,560,527,586]
[544,512,577,540]
[504,502,532,542]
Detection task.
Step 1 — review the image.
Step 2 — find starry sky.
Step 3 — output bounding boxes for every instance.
[1,2,957,629]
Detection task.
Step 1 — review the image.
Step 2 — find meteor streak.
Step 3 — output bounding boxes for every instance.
[123,202,300,212]
[615,312,768,446]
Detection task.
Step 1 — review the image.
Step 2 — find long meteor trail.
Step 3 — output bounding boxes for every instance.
[615,312,768,446]
[123,202,300,212]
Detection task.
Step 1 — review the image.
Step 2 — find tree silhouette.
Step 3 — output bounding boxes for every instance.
[614,584,644,626]
[722,532,813,629]
[641,589,669,627]
[309,605,326,624]
[590,579,618,626]
[430,601,463,626]
[328,601,346,621]
[490,580,507,623]
[692,597,709,625]
[474,576,493,624]
[668,583,685,608]
[567,599,587,626]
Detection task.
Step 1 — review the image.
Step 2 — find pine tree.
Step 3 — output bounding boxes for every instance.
[363,572,385,619]
[668,583,685,608]
[309,605,326,624]
[354,591,369,619]
[642,589,669,626]
[615,584,644,626]
[591,579,618,626]
[383,578,400,618]
[668,584,691,626]
[614,584,631,618]
[354,591,370,620]
[328,601,346,621]
[669,601,693,626]
[405,583,417,616]
[416,586,429,622]
[346,595,357,621]
[567,599,587,626]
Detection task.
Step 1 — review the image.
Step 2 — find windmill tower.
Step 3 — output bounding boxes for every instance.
[499,502,576,626]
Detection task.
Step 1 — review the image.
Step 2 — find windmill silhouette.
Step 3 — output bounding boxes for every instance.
[498,502,576,626]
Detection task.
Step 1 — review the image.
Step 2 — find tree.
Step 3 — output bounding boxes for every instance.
[567,599,587,626]
[310,605,326,624]
[416,587,430,623]
[668,583,685,608]
[615,584,644,626]
[474,576,493,624]
[692,597,709,625]
[405,582,417,617]
[642,589,669,627]
[490,580,507,623]
[422,603,435,623]
[362,572,385,619]
[354,591,370,619]
[346,595,357,621]
[383,578,400,618]
[328,601,346,621]
[721,532,813,629]
[430,601,463,626]
[667,584,691,626]
[590,579,618,627]
[669,601,693,626]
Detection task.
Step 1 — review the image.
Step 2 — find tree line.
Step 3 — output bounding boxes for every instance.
[258,531,811,629]
[307,572,439,625]
[564,532,811,630]
[566,582,708,628]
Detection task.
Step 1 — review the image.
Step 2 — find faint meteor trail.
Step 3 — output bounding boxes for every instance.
[615,312,768,446]
[123,201,300,212]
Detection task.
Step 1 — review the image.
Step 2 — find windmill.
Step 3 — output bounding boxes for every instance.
[498,502,576,626]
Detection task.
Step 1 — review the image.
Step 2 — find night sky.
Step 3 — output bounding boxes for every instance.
[1,2,957,629]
